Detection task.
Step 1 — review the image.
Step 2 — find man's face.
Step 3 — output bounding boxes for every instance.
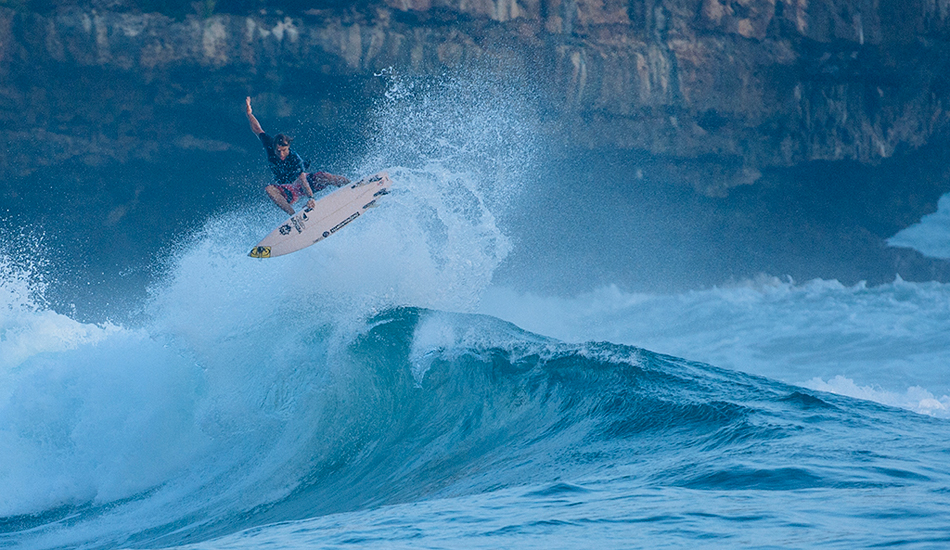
[276,144,290,159]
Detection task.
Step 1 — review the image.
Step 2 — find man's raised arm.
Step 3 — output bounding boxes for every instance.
[246,96,264,135]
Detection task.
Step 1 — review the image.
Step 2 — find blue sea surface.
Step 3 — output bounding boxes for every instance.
[3,73,950,549]
[2,285,950,549]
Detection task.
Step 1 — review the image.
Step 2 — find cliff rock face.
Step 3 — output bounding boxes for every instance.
[2,1,950,195]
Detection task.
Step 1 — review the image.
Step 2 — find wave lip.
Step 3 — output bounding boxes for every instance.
[479,278,950,418]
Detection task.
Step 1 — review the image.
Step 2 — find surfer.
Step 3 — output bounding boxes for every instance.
[245,96,349,215]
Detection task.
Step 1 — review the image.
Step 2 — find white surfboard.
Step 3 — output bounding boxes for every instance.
[249,171,392,258]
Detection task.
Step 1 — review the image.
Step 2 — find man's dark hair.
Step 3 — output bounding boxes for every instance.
[274,134,292,147]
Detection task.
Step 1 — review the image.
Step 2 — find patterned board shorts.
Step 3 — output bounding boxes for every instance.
[275,172,351,203]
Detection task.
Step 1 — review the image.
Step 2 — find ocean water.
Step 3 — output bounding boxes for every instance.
[3,72,950,549]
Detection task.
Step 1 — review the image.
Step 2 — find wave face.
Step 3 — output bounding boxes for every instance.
[479,277,950,418]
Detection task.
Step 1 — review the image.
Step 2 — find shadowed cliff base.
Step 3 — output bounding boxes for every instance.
[496,140,950,295]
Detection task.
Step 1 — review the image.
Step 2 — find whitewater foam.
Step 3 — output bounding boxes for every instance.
[888,193,950,259]
[0,257,120,373]
[0,254,208,519]
[805,375,950,416]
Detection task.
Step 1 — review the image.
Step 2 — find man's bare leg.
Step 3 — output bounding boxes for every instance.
[265,185,295,215]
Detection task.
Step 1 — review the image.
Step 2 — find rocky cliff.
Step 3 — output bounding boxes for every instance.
[4,0,950,194]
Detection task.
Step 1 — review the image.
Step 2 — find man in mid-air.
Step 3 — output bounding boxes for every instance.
[245,96,349,215]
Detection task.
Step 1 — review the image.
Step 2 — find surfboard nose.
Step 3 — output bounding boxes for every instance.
[249,246,272,258]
